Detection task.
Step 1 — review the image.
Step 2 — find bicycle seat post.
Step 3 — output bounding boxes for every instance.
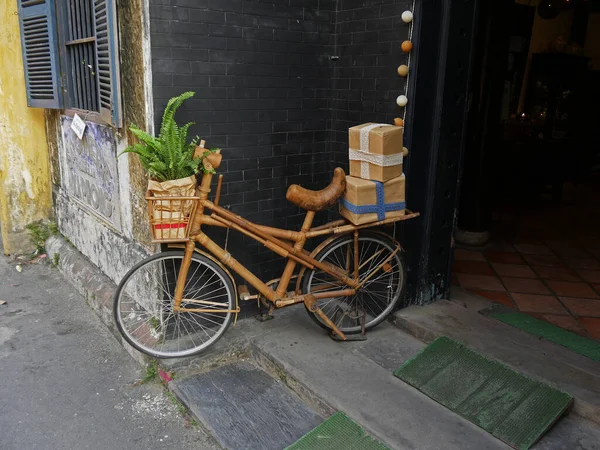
[274,210,315,299]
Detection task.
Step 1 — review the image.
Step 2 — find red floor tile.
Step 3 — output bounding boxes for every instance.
[511,293,567,314]
[484,251,524,265]
[523,254,566,268]
[546,281,600,299]
[501,277,550,295]
[541,314,589,336]
[563,258,600,270]
[491,263,536,278]
[559,297,600,317]
[472,290,515,308]
[457,273,505,292]
[587,240,600,250]
[578,317,600,340]
[511,237,545,245]
[524,311,546,320]
[513,244,554,255]
[545,242,589,258]
[485,241,517,252]
[454,249,485,261]
[578,270,600,284]
[532,266,581,282]
[452,260,495,276]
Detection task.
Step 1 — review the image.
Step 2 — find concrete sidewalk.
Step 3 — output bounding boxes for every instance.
[0,251,219,450]
[44,234,600,449]
[162,305,600,450]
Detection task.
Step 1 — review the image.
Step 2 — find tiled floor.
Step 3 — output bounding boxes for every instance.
[454,241,600,340]
[453,178,600,341]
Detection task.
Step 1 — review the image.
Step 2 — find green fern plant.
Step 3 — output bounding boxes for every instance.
[119,91,215,182]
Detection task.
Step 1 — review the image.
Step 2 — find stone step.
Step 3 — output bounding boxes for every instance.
[391,289,600,425]
[171,361,323,450]
[245,309,510,450]
[160,304,600,449]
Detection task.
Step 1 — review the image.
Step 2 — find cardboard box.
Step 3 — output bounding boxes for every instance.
[339,174,406,225]
[349,123,403,182]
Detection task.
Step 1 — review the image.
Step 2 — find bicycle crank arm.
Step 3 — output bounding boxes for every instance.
[304,294,347,341]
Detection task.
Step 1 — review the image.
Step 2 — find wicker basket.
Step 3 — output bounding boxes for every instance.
[146,193,199,243]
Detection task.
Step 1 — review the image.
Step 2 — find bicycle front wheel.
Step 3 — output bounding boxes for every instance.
[302,231,406,334]
[114,251,235,358]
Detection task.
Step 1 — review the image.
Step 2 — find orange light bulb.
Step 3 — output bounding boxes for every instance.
[401,41,413,53]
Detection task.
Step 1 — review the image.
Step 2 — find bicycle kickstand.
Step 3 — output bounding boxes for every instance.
[304,295,366,342]
[329,304,368,342]
[255,297,274,322]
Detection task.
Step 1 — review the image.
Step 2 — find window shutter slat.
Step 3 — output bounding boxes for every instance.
[94,0,121,127]
[18,0,62,108]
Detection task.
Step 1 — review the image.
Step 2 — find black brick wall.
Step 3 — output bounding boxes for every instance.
[149,0,411,282]
[330,0,412,168]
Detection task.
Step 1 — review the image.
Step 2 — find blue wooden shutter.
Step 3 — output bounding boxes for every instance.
[18,0,62,108]
[94,0,121,127]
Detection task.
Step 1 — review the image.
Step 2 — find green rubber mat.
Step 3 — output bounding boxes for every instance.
[394,337,573,450]
[284,412,390,450]
[491,312,600,363]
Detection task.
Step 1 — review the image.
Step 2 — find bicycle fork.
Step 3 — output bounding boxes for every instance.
[173,240,196,310]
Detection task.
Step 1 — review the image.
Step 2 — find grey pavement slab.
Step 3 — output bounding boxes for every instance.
[533,414,600,450]
[0,253,219,450]
[355,327,425,371]
[38,233,600,449]
[392,290,600,424]
[171,361,323,450]
[239,307,511,450]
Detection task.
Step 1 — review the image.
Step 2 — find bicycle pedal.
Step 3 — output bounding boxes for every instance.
[255,312,274,322]
[329,332,367,342]
[238,285,258,301]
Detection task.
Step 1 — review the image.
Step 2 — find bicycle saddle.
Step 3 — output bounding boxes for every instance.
[286,168,347,212]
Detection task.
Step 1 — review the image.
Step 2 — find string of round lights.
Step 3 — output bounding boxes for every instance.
[395,1,416,126]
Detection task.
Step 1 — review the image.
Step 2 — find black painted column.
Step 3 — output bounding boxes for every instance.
[456,0,511,245]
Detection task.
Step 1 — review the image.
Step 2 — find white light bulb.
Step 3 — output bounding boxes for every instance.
[396,95,408,107]
[402,11,413,23]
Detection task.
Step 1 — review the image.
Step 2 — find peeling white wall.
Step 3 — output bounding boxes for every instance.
[54,116,150,283]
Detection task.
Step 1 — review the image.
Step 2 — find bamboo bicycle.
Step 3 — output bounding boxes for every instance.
[114,151,419,358]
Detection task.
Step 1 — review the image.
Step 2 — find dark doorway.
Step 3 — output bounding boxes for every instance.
[454,0,600,340]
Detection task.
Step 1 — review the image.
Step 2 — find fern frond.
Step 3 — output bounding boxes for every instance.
[129,127,164,155]
[179,122,195,153]
[128,125,156,146]
[118,91,209,181]
[159,91,194,139]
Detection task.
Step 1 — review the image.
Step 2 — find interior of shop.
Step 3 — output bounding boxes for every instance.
[453,0,600,339]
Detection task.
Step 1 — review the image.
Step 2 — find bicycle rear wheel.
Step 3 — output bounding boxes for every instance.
[302,231,406,334]
[114,250,235,358]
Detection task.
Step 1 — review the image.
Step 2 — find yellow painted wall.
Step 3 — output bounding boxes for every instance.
[0,0,53,254]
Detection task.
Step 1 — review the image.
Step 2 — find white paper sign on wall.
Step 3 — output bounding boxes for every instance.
[71,113,86,140]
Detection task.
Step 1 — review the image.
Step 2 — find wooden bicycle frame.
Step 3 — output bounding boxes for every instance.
[167,168,419,339]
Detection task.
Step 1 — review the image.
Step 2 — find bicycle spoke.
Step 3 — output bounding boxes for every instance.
[306,235,404,334]
[115,254,234,358]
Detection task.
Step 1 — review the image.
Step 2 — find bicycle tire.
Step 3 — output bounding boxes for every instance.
[302,231,406,334]
[113,250,235,358]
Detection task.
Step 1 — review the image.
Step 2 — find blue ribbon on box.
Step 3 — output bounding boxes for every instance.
[340,180,405,221]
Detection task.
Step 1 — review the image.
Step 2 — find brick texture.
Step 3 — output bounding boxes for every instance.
[149,0,411,281]
[330,1,411,169]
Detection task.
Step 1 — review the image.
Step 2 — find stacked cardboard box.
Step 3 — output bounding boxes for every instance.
[340,123,406,225]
